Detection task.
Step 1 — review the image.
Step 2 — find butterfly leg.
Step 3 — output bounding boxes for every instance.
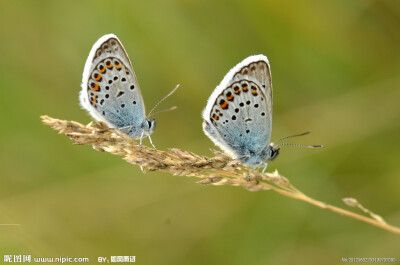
[261,162,269,175]
[246,162,263,182]
[139,131,145,151]
[148,135,157,150]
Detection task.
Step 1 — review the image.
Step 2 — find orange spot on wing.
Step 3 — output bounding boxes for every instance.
[100,68,106,73]
[93,98,97,103]
[95,74,102,81]
[116,65,122,70]
[242,86,249,92]
[252,91,258,96]
[213,114,219,120]
[107,64,114,69]
[234,89,241,95]
[227,95,234,101]
[92,84,100,91]
[220,102,229,109]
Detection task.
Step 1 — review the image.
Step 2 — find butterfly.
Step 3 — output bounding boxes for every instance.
[202,55,322,173]
[202,55,276,171]
[80,34,177,148]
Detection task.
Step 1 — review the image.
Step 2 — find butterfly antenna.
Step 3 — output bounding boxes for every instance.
[148,84,180,118]
[273,143,324,148]
[272,131,311,144]
[148,106,177,117]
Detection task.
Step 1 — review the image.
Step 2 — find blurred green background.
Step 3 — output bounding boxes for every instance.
[1,0,400,264]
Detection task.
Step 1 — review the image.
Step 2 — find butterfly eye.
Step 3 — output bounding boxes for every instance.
[147,120,152,128]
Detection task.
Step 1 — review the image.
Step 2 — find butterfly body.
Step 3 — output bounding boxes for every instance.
[202,55,278,168]
[80,34,155,139]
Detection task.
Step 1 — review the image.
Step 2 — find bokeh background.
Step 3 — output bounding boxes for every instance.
[1,0,400,264]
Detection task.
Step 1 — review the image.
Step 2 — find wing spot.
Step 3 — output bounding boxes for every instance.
[100,99,104,105]
[254,104,259,108]
[219,99,229,110]
[94,73,102,82]
[121,104,125,108]
[132,101,137,105]
[232,115,236,120]
[91,83,100,91]
[117,91,124,97]
[246,100,251,105]
[262,85,266,88]
[121,77,126,82]
[105,94,110,99]
[234,86,241,95]
[108,80,113,84]
[102,111,105,115]
[235,108,239,113]
[251,86,258,96]
[261,112,266,116]
[250,66,256,71]
[113,76,118,81]
[246,129,250,134]
[105,86,110,90]
[99,65,106,73]
[239,102,244,107]
[126,71,130,75]
[130,85,135,90]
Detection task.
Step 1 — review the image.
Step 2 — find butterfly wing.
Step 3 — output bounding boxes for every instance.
[202,55,273,165]
[80,34,147,138]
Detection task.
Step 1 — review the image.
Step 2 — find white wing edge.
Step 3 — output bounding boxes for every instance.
[201,54,270,122]
[79,34,119,126]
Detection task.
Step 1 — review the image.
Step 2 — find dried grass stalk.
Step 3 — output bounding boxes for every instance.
[41,115,400,235]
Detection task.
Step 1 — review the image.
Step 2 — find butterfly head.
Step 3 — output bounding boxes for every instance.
[141,118,156,137]
[266,144,280,162]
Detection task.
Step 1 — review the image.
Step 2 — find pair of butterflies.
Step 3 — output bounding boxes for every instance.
[80,34,319,172]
